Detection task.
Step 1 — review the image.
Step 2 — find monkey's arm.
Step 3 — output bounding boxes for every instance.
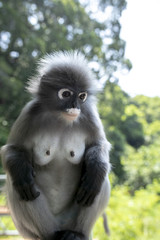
[2,145,40,201]
[1,102,40,201]
[76,141,110,206]
[76,106,111,206]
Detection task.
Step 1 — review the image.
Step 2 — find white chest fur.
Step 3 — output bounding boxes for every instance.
[32,129,86,166]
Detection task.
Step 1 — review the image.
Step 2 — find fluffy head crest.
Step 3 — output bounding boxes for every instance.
[26,51,100,96]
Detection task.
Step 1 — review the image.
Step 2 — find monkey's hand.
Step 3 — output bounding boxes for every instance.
[12,162,40,201]
[76,146,107,206]
[6,145,40,201]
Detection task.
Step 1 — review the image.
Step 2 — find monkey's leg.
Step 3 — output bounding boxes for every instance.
[6,176,59,240]
[50,176,110,240]
[75,176,110,239]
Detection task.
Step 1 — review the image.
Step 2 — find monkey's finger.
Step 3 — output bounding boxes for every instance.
[79,192,92,206]
[32,170,36,178]
[76,179,93,204]
[30,184,40,199]
[21,184,33,201]
[77,186,96,206]
[86,185,100,206]
[80,175,93,189]
[16,185,29,201]
[85,193,95,206]
[76,192,86,204]
[19,184,40,201]
[24,188,32,201]
[76,189,94,206]
[76,187,87,204]
[25,184,40,200]
[21,190,29,201]
[81,174,87,182]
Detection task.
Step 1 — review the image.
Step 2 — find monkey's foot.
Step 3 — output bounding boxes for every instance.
[52,230,86,240]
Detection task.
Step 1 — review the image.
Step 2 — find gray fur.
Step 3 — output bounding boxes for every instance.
[1,51,111,240]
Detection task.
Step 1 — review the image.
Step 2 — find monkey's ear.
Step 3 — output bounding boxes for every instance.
[26,75,51,96]
[40,75,53,85]
[26,76,41,96]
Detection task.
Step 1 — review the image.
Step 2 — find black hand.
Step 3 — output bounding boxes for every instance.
[13,165,40,201]
[6,145,40,201]
[76,171,101,206]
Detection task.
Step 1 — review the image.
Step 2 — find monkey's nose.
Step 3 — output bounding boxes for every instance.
[72,99,80,109]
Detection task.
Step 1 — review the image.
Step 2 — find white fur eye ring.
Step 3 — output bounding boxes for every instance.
[78,92,87,102]
[58,89,73,99]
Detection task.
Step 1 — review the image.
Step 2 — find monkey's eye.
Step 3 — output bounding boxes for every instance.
[58,89,73,99]
[78,92,87,102]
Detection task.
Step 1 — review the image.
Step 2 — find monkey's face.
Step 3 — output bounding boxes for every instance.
[57,88,87,122]
[38,68,89,123]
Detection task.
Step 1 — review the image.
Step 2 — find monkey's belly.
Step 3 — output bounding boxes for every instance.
[36,163,81,215]
[31,130,86,214]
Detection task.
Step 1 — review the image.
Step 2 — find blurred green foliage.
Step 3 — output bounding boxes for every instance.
[94,180,160,240]
[0,0,160,239]
[99,86,160,189]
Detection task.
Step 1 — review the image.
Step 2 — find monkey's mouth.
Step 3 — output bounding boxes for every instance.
[62,108,81,121]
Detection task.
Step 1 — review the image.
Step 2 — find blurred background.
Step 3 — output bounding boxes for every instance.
[0,0,160,239]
